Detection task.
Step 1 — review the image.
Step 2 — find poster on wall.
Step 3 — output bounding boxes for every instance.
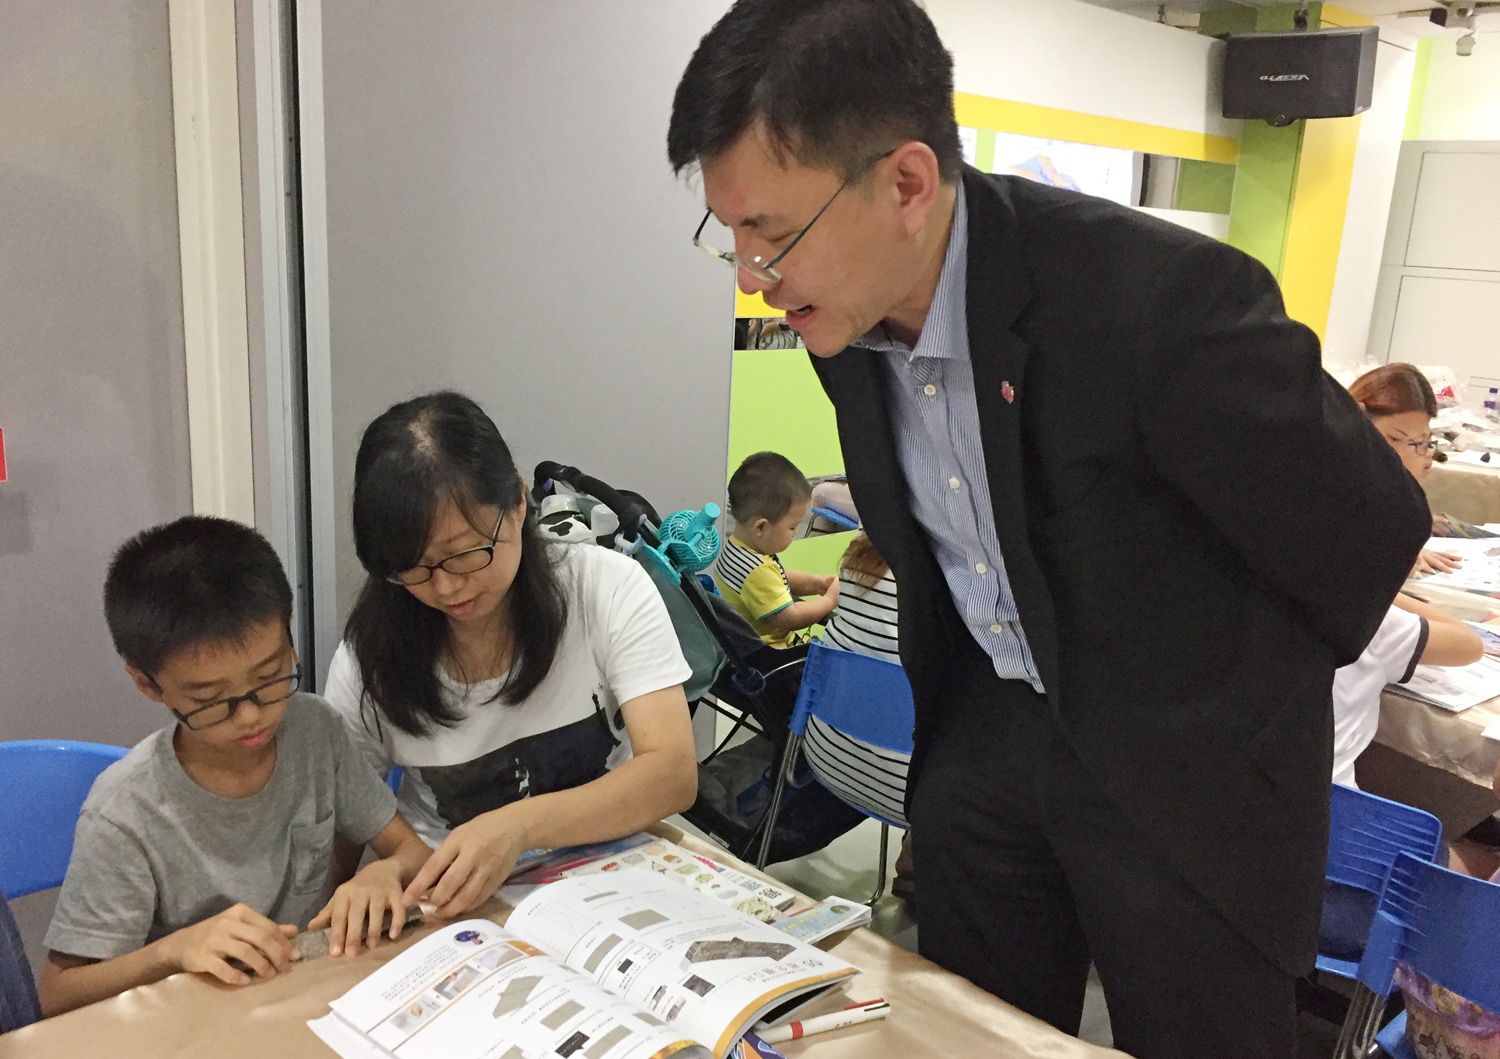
[986,131,1139,206]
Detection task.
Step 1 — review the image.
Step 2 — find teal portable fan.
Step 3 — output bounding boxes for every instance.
[640,503,721,578]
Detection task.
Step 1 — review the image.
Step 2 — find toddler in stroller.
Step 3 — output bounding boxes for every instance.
[531,463,864,865]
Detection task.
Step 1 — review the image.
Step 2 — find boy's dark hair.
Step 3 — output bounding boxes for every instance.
[104,517,293,676]
[728,451,812,524]
[668,0,961,182]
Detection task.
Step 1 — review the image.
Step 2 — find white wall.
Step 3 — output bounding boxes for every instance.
[1323,39,1417,364]
[1416,32,1500,141]
[924,0,1237,138]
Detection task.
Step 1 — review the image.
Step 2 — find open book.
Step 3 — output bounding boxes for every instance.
[308,871,857,1059]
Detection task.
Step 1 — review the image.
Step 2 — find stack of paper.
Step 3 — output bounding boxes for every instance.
[1414,537,1500,594]
[1389,654,1500,712]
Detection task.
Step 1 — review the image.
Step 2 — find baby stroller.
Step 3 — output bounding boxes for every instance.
[531,462,865,865]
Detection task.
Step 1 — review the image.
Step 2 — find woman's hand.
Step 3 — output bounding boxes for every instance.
[1413,547,1462,576]
[403,804,532,919]
[311,857,408,957]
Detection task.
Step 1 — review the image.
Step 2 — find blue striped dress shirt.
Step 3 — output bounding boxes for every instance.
[852,184,1044,691]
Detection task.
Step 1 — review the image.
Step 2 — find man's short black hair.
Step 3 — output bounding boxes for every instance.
[668,0,961,182]
[728,452,813,524]
[104,516,293,675]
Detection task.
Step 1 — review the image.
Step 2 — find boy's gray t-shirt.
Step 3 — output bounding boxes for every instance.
[44,694,397,961]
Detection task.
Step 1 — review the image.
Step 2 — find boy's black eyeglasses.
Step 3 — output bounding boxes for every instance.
[691,147,898,285]
[168,668,303,731]
[388,512,506,586]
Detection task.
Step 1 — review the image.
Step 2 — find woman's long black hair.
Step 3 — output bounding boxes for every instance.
[344,391,568,736]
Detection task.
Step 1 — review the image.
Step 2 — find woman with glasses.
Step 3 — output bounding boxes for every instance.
[1323,363,1485,790]
[323,391,697,920]
[1349,363,1458,577]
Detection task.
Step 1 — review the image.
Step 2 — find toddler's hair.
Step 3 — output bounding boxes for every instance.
[727,451,812,524]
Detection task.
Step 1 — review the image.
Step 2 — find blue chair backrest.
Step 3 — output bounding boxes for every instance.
[0,889,40,1033]
[0,740,128,899]
[790,642,914,754]
[1327,785,1443,894]
[1319,785,1444,978]
[1355,852,1500,1010]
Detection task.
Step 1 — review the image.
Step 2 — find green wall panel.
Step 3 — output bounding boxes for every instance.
[1175,159,1236,214]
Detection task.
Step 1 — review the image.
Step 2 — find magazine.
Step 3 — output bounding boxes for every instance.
[308,871,857,1059]
[509,835,797,922]
[1388,654,1500,712]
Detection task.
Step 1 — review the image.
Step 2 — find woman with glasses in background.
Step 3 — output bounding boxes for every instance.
[323,391,697,920]
[1349,363,1460,576]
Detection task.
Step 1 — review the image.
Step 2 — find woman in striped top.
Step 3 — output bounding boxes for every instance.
[821,533,900,662]
[811,534,914,898]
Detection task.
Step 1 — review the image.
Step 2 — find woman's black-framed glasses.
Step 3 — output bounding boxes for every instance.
[168,666,302,731]
[691,147,898,285]
[388,511,506,586]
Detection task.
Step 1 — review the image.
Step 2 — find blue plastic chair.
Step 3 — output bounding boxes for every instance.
[1320,784,1444,979]
[0,740,128,899]
[0,888,41,1033]
[1333,852,1500,1059]
[756,643,914,903]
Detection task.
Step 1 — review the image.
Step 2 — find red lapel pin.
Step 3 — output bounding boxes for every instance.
[1001,381,1015,404]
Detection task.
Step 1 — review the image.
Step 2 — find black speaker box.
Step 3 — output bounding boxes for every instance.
[1222,26,1379,125]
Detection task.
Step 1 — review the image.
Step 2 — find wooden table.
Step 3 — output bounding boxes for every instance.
[0,824,1130,1059]
[1424,460,1500,527]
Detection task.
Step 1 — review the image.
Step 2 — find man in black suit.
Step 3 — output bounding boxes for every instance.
[668,2,1430,1055]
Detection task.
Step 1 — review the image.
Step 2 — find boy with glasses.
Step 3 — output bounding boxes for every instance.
[39,517,431,1016]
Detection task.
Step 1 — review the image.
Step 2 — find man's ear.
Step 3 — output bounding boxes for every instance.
[885,141,943,238]
[125,664,165,703]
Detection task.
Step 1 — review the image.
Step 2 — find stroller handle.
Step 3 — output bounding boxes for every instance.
[534,462,656,544]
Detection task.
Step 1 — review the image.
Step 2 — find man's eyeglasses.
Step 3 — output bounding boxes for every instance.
[691,148,898,286]
[167,667,302,731]
[388,512,506,586]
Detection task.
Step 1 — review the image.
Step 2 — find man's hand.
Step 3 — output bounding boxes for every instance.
[311,857,408,957]
[162,904,298,985]
[403,804,531,920]
[1413,548,1462,576]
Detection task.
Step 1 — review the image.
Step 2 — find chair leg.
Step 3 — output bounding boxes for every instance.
[1332,983,1386,1059]
[867,824,890,907]
[755,732,803,869]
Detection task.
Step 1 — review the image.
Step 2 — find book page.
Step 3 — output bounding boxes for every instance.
[316,918,704,1059]
[530,837,798,922]
[1391,655,1500,712]
[1414,537,1500,593]
[508,874,856,1059]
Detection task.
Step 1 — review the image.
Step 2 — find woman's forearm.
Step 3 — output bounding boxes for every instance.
[506,744,698,851]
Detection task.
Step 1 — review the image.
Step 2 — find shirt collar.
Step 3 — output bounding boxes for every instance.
[853,180,969,362]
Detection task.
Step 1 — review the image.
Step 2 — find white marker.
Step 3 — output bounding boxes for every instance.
[759,999,891,1044]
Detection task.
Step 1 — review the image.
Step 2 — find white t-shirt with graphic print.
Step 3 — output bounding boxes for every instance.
[324,543,692,847]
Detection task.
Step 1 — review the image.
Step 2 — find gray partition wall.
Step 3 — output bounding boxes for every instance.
[309,0,737,655]
[0,1,192,747]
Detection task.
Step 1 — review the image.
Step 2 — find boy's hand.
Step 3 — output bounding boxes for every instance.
[403,805,529,920]
[822,577,840,603]
[165,903,298,985]
[311,858,408,956]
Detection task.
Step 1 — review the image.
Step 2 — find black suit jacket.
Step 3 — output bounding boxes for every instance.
[812,167,1431,974]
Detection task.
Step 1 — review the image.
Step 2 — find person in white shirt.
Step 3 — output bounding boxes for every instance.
[1334,363,1484,786]
[323,392,697,920]
[1331,594,1482,787]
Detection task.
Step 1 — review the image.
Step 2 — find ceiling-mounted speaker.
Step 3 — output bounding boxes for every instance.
[1221,26,1379,126]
